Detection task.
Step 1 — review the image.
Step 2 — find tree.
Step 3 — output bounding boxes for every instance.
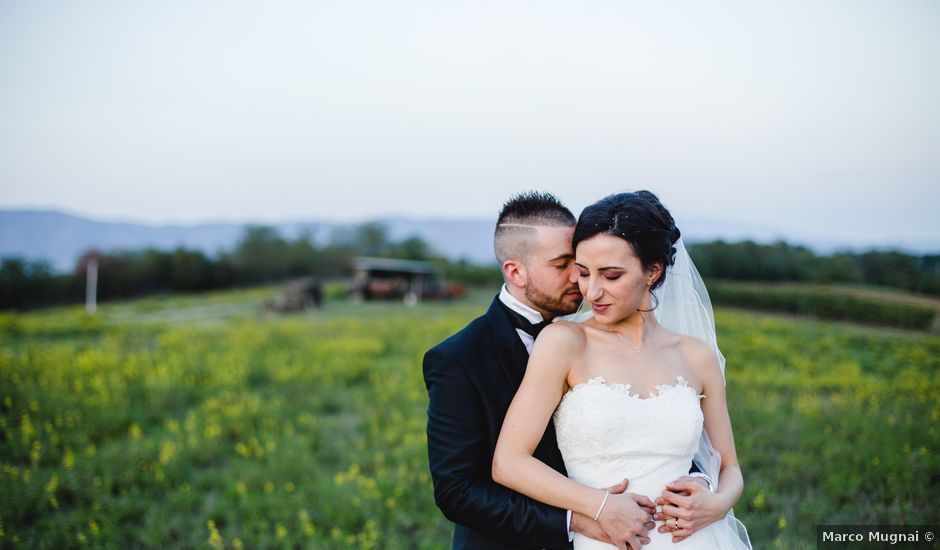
[353,222,390,256]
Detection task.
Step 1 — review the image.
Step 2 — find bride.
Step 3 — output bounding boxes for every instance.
[492,191,751,549]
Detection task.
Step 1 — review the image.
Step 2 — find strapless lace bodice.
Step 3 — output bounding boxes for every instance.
[553,376,748,549]
[554,376,703,500]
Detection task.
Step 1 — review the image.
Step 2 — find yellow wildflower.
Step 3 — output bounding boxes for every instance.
[63,447,75,470]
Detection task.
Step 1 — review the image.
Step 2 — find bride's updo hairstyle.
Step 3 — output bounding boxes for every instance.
[572,190,681,292]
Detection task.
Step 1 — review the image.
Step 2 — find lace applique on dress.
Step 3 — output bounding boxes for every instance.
[552,374,746,549]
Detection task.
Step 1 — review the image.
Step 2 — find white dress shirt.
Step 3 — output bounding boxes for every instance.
[498,284,544,353]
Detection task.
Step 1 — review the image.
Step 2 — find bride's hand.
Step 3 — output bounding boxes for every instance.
[572,479,655,545]
[654,477,731,542]
[597,491,657,550]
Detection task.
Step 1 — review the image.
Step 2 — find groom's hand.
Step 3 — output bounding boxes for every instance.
[570,512,613,545]
[571,479,655,546]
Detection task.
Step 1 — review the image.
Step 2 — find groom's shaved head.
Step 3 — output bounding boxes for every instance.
[495,192,576,265]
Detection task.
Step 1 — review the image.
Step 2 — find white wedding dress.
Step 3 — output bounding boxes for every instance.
[553,375,750,549]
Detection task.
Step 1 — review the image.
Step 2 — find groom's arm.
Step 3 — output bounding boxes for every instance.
[423,347,572,550]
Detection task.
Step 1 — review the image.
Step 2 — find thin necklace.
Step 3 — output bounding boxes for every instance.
[604,323,657,353]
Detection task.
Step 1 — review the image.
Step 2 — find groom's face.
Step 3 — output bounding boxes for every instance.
[523,226,583,318]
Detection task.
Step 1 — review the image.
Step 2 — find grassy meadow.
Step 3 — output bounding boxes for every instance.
[1,286,938,549]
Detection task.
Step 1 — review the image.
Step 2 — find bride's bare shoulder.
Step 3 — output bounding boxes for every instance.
[535,321,587,351]
[674,332,722,378]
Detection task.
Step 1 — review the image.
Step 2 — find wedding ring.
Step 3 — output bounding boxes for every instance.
[671,518,679,529]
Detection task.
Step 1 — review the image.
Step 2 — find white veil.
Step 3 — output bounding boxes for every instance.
[652,237,751,548]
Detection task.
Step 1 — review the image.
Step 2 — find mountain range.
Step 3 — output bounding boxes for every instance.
[2,209,937,273]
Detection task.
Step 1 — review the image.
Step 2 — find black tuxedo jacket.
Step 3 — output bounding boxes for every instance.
[423,296,572,550]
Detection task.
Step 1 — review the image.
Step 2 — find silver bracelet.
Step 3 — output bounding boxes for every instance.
[593,490,610,521]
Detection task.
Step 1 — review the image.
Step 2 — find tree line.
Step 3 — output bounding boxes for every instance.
[688,240,940,294]
[1,226,938,310]
[0,223,493,310]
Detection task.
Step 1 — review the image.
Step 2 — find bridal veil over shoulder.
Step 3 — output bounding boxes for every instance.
[651,237,751,549]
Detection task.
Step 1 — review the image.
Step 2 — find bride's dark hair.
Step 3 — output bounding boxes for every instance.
[572,190,681,292]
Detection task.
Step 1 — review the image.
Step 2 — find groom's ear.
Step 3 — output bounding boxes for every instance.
[501,259,528,289]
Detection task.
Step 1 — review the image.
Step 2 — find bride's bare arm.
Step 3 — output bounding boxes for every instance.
[696,341,743,509]
[658,339,744,540]
[493,322,653,547]
[492,323,601,514]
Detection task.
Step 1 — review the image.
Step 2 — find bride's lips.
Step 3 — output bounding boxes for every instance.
[590,303,611,314]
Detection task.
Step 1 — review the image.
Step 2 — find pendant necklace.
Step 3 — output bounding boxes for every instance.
[606,323,657,353]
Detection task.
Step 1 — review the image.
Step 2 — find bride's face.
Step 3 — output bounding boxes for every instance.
[575,233,662,323]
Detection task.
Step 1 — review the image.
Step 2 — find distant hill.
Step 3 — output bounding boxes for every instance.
[0,210,499,272]
[2,209,937,273]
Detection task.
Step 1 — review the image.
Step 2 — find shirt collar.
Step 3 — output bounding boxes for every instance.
[498,284,545,324]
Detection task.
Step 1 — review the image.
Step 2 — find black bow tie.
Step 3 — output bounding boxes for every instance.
[498,300,553,338]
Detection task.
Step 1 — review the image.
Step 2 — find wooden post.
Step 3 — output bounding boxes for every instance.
[85,258,98,314]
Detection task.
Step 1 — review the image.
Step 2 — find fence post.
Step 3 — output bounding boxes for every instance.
[85,258,98,314]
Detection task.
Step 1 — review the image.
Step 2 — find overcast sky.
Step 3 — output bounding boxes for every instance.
[1,1,938,248]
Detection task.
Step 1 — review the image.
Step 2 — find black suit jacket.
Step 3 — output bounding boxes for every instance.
[423,296,572,550]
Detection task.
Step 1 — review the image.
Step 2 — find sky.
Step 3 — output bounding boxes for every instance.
[1,1,938,249]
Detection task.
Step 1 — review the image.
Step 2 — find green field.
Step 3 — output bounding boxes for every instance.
[1,287,938,549]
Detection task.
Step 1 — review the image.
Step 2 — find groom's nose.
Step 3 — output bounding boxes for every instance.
[567,266,579,285]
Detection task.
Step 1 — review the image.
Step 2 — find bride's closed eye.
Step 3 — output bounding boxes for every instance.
[577,270,621,280]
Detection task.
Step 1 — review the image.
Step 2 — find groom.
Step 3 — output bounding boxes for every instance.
[423,192,657,549]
